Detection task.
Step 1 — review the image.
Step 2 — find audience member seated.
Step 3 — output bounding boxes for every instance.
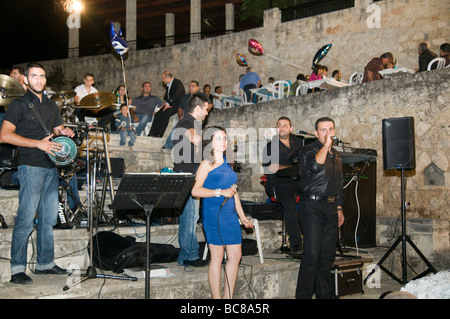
[331,70,342,81]
[239,66,261,102]
[309,65,328,81]
[129,82,163,136]
[415,42,438,72]
[362,52,395,83]
[290,74,306,95]
[148,70,185,137]
[232,74,244,95]
[439,43,450,67]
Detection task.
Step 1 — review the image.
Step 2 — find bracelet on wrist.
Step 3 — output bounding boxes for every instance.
[215,189,221,197]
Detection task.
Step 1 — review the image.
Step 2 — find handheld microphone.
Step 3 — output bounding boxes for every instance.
[220,184,237,208]
[331,136,341,145]
[297,130,315,137]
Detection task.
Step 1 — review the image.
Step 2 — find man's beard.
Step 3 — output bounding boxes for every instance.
[28,85,44,95]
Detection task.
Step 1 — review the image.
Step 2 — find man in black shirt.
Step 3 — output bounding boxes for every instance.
[0,62,74,284]
[295,117,344,299]
[262,116,303,257]
[172,93,209,267]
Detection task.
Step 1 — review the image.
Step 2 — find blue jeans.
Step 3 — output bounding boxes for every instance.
[177,196,200,265]
[135,113,153,136]
[119,129,136,146]
[10,165,59,275]
[162,126,175,149]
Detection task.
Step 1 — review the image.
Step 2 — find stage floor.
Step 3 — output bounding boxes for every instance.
[0,249,403,300]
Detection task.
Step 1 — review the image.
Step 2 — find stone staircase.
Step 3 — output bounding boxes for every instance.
[0,116,269,283]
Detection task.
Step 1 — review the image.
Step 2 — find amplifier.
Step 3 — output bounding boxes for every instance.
[241,201,282,220]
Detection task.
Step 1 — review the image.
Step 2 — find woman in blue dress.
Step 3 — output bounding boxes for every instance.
[192,126,253,299]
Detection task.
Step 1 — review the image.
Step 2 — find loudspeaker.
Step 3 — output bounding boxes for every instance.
[382,117,416,170]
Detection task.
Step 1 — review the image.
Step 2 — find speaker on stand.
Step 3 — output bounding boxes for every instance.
[364,117,436,285]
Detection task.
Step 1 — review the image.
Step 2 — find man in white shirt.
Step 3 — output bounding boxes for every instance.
[73,73,115,128]
[74,73,97,104]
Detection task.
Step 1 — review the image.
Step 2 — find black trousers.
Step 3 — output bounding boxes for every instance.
[265,177,302,248]
[149,107,178,137]
[295,197,338,299]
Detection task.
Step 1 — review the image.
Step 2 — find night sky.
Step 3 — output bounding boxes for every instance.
[1,0,108,71]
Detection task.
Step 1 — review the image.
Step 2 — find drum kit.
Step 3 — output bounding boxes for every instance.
[0,75,118,228]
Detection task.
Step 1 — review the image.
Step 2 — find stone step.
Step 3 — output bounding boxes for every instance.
[0,220,283,284]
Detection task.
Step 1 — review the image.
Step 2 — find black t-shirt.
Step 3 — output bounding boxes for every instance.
[262,135,303,175]
[4,90,63,168]
[172,113,202,174]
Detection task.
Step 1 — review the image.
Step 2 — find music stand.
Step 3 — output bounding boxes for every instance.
[110,173,195,299]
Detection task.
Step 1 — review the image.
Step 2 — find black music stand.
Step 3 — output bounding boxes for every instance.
[110,173,195,299]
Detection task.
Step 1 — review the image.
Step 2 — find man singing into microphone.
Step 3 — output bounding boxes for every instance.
[295,117,344,299]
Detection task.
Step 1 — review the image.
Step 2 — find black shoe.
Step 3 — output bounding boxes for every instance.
[10,272,33,284]
[184,259,209,267]
[291,246,303,259]
[35,265,67,275]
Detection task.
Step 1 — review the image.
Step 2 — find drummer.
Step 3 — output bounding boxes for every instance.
[74,73,97,104]
[73,73,97,123]
[73,73,115,130]
[262,116,303,258]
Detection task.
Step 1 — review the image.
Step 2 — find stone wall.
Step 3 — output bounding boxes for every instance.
[208,68,450,223]
[34,0,449,100]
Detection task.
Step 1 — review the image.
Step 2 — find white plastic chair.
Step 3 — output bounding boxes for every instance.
[427,57,446,70]
[239,88,253,105]
[222,95,242,108]
[202,217,264,264]
[295,81,309,96]
[349,72,363,85]
[271,80,290,99]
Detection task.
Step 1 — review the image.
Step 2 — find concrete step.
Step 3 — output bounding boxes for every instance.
[0,220,283,284]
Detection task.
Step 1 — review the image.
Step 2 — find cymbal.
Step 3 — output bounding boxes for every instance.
[51,90,76,103]
[0,74,26,110]
[78,91,115,109]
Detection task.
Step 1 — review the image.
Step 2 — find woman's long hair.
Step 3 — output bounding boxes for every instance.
[202,126,234,165]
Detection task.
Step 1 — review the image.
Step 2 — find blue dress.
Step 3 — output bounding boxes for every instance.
[202,161,241,246]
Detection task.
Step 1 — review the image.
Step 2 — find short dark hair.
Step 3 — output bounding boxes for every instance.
[440,43,450,53]
[277,116,292,127]
[24,62,45,76]
[380,52,394,62]
[12,66,25,75]
[186,93,209,114]
[84,73,94,79]
[141,81,151,87]
[315,117,335,130]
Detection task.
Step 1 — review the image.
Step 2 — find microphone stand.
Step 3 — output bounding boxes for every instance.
[63,125,136,292]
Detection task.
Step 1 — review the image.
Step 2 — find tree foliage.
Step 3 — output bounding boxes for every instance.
[238,0,302,25]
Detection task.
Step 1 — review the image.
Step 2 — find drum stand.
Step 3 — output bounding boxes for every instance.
[63,125,134,291]
[57,167,86,227]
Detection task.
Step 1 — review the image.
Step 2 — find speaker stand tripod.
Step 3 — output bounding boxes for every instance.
[364,169,436,285]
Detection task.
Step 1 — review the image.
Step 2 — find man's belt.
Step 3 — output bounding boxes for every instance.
[302,193,335,203]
